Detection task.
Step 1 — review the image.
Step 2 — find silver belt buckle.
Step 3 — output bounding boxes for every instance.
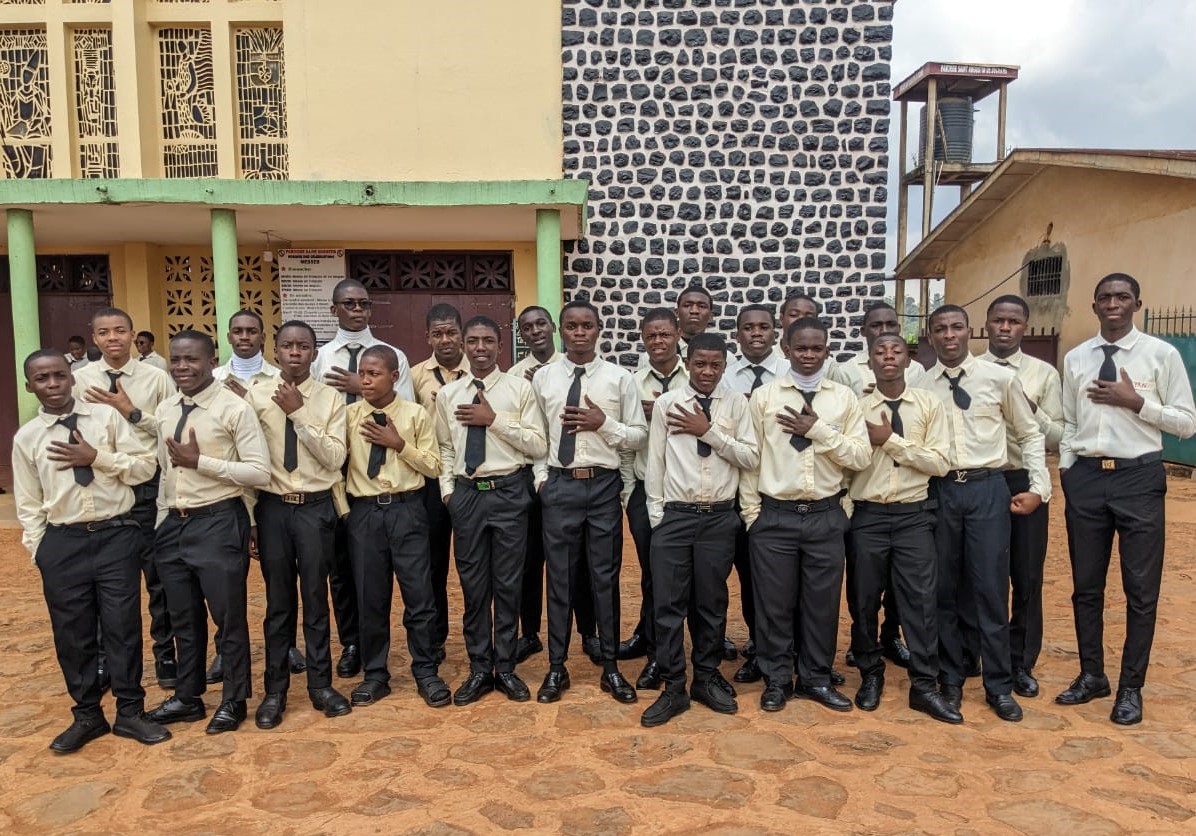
[696,502,712,513]
[283,492,303,504]
[376,493,393,506]
[954,469,968,484]
[795,502,811,514]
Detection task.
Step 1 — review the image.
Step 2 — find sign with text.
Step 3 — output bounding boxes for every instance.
[278,248,346,342]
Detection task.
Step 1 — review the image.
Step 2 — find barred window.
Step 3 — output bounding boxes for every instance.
[1026,255,1063,297]
[157,27,218,178]
[0,28,52,178]
[72,29,119,178]
[234,27,287,180]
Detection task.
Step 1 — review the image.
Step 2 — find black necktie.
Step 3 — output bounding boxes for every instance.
[946,371,971,410]
[883,398,903,469]
[695,395,713,458]
[1099,344,1120,382]
[345,344,363,405]
[366,411,388,478]
[651,368,679,394]
[173,402,198,443]
[283,417,298,472]
[106,370,121,394]
[464,380,487,475]
[749,365,767,392]
[55,414,94,486]
[557,367,586,466]
[790,390,816,452]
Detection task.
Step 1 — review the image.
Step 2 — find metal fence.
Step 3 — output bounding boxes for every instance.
[1144,307,1196,467]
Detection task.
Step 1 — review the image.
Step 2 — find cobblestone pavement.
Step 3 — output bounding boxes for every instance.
[2,473,1195,834]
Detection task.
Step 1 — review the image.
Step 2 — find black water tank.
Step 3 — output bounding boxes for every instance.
[917,96,974,165]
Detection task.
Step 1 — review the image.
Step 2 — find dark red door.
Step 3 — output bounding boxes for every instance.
[370,292,515,370]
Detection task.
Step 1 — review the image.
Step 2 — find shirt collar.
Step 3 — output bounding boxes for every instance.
[683,381,725,400]
[776,372,829,392]
[99,356,140,376]
[862,384,913,408]
[933,352,976,379]
[982,348,1023,369]
[1099,325,1141,350]
[562,355,602,375]
[468,368,504,387]
[330,327,375,348]
[36,400,96,426]
[176,379,223,408]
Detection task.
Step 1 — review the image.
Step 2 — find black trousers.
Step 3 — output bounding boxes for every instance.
[849,504,940,692]
[520,492,597,639]
[1062,458,1167,690]
[329,518,360,650]
[626,480,656,654]
[39,523,145,720]
[651,508,739,689]
[542,468,623,666]
[844,527,902,646]
[423,476,453,647]
[348,495,439,684]
[749,498,848,687]
[1006,468,1049,673]
[256,495,337,694]
[449,474,532,673]
[132,473,174,664]
[155,501,252,703]
[933,475,1013,695]
[730,521,756,645]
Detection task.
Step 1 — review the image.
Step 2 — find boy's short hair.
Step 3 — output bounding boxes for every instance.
[361,344,398,370]
[784,316,829,345]
[687,333,728,358]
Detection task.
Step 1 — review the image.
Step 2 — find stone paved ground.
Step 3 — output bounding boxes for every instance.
[2,473,1196,834]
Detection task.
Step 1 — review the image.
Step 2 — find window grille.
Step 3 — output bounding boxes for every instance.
[72,29,119,177]
[158,27,217,178]
[1026,255,1063,297]
[234,26,287,180]
[0,28,52,178]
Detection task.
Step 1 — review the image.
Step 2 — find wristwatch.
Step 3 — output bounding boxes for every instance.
[127,408,143,424]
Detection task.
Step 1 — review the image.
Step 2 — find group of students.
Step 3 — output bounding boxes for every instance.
[13,271,1194,754]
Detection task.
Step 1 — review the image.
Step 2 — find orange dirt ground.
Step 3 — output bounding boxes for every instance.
[2,471,1196,835]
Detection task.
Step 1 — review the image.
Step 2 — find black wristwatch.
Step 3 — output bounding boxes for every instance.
[127,408,143,424]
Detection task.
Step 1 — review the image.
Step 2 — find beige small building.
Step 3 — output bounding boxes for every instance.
[895,148,1196,362]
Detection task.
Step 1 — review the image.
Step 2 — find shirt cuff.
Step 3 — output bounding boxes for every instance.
[91,449,117,473]
[288,404,313,429]
[804,419,835,444]
[1137,398,1163,427]
[196,454,219,477]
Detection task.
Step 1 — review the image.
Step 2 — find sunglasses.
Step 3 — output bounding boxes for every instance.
[335,299,373,310]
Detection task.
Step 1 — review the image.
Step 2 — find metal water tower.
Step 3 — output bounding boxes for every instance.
[893,62,1019,323]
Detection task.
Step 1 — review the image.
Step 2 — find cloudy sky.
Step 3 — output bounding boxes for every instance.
[887,0,1196,265]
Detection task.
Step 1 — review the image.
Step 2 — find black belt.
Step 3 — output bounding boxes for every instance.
[260,489,333,506]
[167,498,244,519]
[464,468,529,491]
[761,494,841,515]
[548,466,616,480]
[1075,452,1162,471]
[49,514,140,534]
[350,489,422,506]
[664,499,736,514]
[853,499,936,514]
[938,467,998,485]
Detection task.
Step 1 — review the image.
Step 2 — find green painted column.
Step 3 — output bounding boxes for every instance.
[210,208,239,364]
[8,208,40,422]
[535,208,562,320]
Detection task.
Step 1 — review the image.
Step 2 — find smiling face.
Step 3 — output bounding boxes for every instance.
[676,290,713,338]
[735,310,776,363]
[928,310,970,367]
[464,323,500,378]
[783,326,829,376]
[228,314,265,360]
[330,285,372,331]
[986,302,1027,358]
[169,337,217,396]
[560,307,600,362]
[25,355,74,414]
[518,309,555,356]
[686,348,726,395]
[642,317,680,369]
[868,336,910,385]
[93,315,134,364]
[1093,279,1141,337]
[274,325,315,383]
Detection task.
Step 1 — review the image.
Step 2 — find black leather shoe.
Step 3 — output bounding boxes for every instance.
[641,689,691,727]
[855,675,884,711]
[1055,672,1112,705]
[1013,667,1039,698]
[206,700,247,734]
[692,677,738,714]
[309,687,352,717]
[147,695,206,725]
[155,658,178,690]
[495,672,531,702]
[351,679,391,706]
[1111,688,1143,725]
[741,640,755,659]
[417,676,452,708]
[255,693,286,729]
[205,654,224,685]
[582,636,602,666]
[97,663,111,694]
[709,670,737,698]
[618,632,648,660]
[336,645,361,678]
[288,647,307,674]
[760,682,793,712]
[113,713,172,745]
[600,671,637,704]
[963,652,982,678]
[453,672,495,706]
[797,684,853,712]
[515,634,543,664]
[882,637,911,669]
[537,669,571,703]
[50,716,110,753]
[909,689,964,725]
[636,661,662,690]
[985,691,1023,722]
[830,669,846,687]
[733,655,762,683]
[721,638,738,661]
[845,649,857,668]
[941,684,963,710]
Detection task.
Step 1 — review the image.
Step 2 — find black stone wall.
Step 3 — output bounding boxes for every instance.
[561,0,894,363]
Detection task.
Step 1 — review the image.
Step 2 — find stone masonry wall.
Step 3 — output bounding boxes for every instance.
[561,0,894,364]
